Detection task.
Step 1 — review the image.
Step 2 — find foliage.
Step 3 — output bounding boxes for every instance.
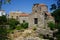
[0,15,9,40]
[0,0,11,40]
[0,15,7,25]
[15,21,28,30]
[16,25,24,30]
[20,22,28,29]
[0,26,8,40]
[8,18,20,30]
[57,23,60,29]
[48,21,55,30]
[0,0,11,10]
[51,9,60,23]
[50,0,60,10]
[50,6,60,40]
[50,4,56,10]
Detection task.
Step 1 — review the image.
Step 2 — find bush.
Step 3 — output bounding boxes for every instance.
[16,26,23,30]
[16,22,28,30]
[20,22,28,29]
[48,21,55,30]
[8,18,20,30]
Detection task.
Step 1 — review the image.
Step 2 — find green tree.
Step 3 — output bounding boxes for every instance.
[0,15,7,25]
[48,21,55,30]
[0,15,9,40]
[50,4,56,10]
[8,18,20,30]
[0,26,8,40]
[51,9,60,24]
[48,0,60,40]
[0,0,11,10]
[0,0,11,40]
[50,0,60,10]
[51,6,60,40]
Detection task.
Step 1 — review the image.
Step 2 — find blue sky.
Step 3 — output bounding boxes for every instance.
[2,0,55,14]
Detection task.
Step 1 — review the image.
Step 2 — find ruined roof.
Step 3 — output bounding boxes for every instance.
[45,12,51,16]
[45,12,54,18]
[34,3,46,6]
[20,13,29,17]
[39,4,46,6]
[10,11,22,13]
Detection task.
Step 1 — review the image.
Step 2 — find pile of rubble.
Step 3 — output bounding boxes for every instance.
[9,29,48,40]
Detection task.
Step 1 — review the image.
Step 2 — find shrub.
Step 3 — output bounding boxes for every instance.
[8,18,20,30]
[20,22,28,29]
[16,26,23,30]
[48,21,55,30]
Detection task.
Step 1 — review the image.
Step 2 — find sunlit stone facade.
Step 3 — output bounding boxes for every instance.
[9,4,54,28]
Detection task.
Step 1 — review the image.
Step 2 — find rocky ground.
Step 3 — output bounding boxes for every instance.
[8,26,55,40]
[9,28,49,40]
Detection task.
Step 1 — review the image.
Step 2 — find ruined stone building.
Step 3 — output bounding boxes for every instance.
[9,4,54,28]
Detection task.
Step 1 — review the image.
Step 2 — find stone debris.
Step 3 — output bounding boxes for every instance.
[9,29,48,40]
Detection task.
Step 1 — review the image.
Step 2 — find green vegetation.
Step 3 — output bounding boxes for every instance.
[0,15,9,40]
[48,0,60,40]
[8,18,20,30]
[48,21,55,30]
[0,15,29,40]
[44,8,60,40]
[20,21,28,29]
[51,8,60,40]
[51,9,60,25]
[0,0,11,39]
[0,26,8,40]
[50,0,60,10]
[0,15,7,25]
[16,25,23,30]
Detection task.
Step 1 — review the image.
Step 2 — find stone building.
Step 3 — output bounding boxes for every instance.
[9,4,54,28]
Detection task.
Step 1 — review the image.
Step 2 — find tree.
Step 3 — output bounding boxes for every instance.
[57,0,60,8]
[49,0,60,40]
[50,0,60,10]
[50,4,56,10]
[0,0,11,10]
[51,9,60,23]
[51,7,60,40]
[8,18,20,30]
[0,15,9,40]
[0,26,8,40]
[0,0,11,40]
[0,15,7,25]
[48,21,55,30]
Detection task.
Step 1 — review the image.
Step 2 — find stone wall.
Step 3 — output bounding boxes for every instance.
[9,4,54,28]
[19,16,29,23]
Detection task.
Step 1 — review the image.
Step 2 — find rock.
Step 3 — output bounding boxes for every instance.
[14,36,45,40]
[9,29,48,40]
